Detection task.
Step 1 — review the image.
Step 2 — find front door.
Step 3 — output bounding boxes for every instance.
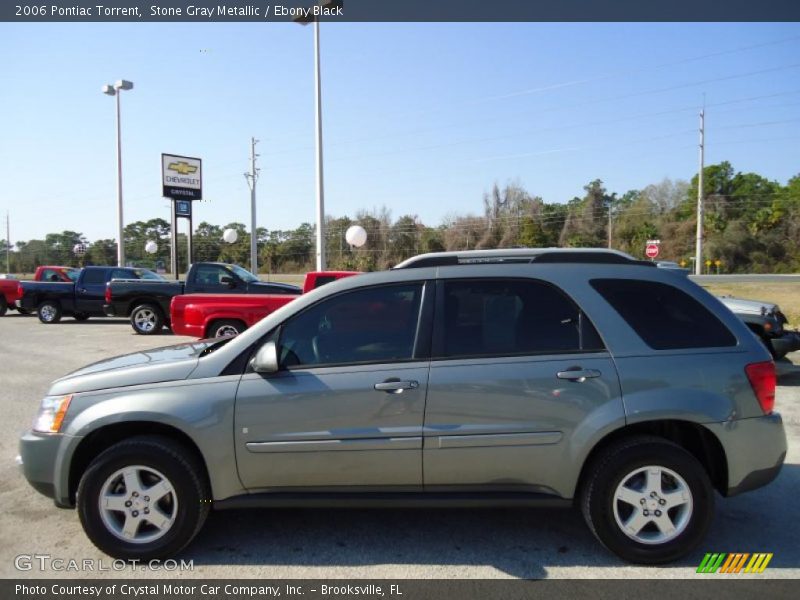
[235,281,431,490]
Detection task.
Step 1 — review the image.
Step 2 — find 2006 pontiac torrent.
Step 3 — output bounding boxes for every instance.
[18,249,787,564]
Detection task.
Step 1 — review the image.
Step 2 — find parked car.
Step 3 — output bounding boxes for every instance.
[716,295,800,359]
[170,270,360,338]
[103,262,302,335]
[0,266,79,316]
[17,248,786,564]
[17,266,163,324]
[655,261,800,358]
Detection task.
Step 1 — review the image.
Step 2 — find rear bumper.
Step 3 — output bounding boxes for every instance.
[705,413,787,497]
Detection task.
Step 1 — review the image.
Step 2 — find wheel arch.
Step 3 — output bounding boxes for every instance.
[68,421,210,507]
[575,420,728,501]
[205,317,247,337]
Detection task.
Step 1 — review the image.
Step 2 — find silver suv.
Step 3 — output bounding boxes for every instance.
[18,249,787,564]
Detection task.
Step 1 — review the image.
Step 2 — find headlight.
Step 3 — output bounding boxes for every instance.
[33,395,72,433]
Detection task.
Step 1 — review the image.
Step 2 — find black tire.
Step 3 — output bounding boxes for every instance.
[208,319,247,338]
[77,435,210,560]
[130,303,164,335]
[74,313,90,322]
[0,296,7,317]
[580,435,714,564]
[37,300,62,324]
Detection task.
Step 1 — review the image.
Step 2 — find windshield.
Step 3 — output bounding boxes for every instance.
[199,336,235,357]
[229,264,259,283]
[134,269,166,281]
[65,269,80,282]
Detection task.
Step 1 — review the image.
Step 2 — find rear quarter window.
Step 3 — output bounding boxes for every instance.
[590,279,737,350]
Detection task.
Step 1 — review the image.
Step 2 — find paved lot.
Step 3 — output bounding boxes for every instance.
[0,313,798,579]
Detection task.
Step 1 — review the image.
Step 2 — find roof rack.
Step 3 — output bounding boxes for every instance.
[393,248,656,269]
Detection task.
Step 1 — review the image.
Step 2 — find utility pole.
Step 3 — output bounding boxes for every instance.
[695,108,705,276]
[313,20,326,271]
[5,211,10,274]
[607,200,613,249]
[244,137,260,274]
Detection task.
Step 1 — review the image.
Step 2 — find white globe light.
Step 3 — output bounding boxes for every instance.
[144,240,158,254]
[345,225,367,248]
[223,228,238,244]
[73,243,88,256]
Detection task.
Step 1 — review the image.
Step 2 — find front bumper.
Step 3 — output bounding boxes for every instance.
[18,431,69,506]
[705,412,787,497]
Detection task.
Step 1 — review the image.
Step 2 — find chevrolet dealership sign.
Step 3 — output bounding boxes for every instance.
[162,153,202,200]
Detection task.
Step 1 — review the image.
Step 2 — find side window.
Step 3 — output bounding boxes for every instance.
[82,269,106,285]
[110,269,135,280]
[41,269,58,282]
[194,265,229,285]
[437,279,604,359]
[279,283,424,368]
[591,279,736,350]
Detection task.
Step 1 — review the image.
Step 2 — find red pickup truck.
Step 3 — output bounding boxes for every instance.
[0,266,78,316]
[170,271,359,338]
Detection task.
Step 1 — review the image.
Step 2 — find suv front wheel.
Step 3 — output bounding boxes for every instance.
[580,435,714,564]
[77,435,210,560]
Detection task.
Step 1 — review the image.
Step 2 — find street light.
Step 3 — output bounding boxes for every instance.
[295,0,342,271]
[102,79,134,267]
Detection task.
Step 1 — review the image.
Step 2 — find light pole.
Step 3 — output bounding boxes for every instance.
[296,1,341,271]
[102,79,134,267]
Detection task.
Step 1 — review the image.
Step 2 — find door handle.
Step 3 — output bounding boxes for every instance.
[556,368,601,382]
[374,379,419,393]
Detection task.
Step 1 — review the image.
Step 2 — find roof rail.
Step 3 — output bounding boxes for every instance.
[393,248,656,269]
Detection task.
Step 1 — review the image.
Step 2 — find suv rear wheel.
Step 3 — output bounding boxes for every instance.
[77,435,210,560]
[580,435,714,564]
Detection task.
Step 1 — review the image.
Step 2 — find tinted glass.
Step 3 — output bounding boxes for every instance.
[110,269,135,280]
[194,265,229,285]
[65,269,79,282]
[438,279,603,358]
[280,283,424,368]
[230,264,259,283]
[591,279,736,350]
[41,269,59,282]
[135,269,165,281]
[82,269,106,285]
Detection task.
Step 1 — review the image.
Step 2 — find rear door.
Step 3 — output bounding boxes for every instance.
[76,268,136,314]
[423,278,622,491]
[235,281,433,490]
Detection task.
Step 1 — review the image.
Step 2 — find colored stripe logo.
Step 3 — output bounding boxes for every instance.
[697,553,773,574]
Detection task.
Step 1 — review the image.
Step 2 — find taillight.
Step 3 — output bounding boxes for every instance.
[745,361,776,415]
[17,283,23,297]
[104,285,112,304]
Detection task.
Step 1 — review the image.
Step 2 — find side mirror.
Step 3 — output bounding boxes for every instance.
[220,276,236,288]
[251,340,279,374]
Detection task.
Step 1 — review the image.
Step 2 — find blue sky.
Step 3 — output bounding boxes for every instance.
[1,22,799,242]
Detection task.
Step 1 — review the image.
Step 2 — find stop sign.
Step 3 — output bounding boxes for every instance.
[645,243,660,259]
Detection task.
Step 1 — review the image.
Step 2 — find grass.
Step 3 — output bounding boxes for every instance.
[700,282,800,326]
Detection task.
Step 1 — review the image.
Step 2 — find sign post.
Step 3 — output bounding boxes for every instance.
[645,239,661,260]
[161,154,202,279]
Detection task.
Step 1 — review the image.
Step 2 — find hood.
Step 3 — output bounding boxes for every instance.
[716,295,778,316]
[48,340,217,396]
